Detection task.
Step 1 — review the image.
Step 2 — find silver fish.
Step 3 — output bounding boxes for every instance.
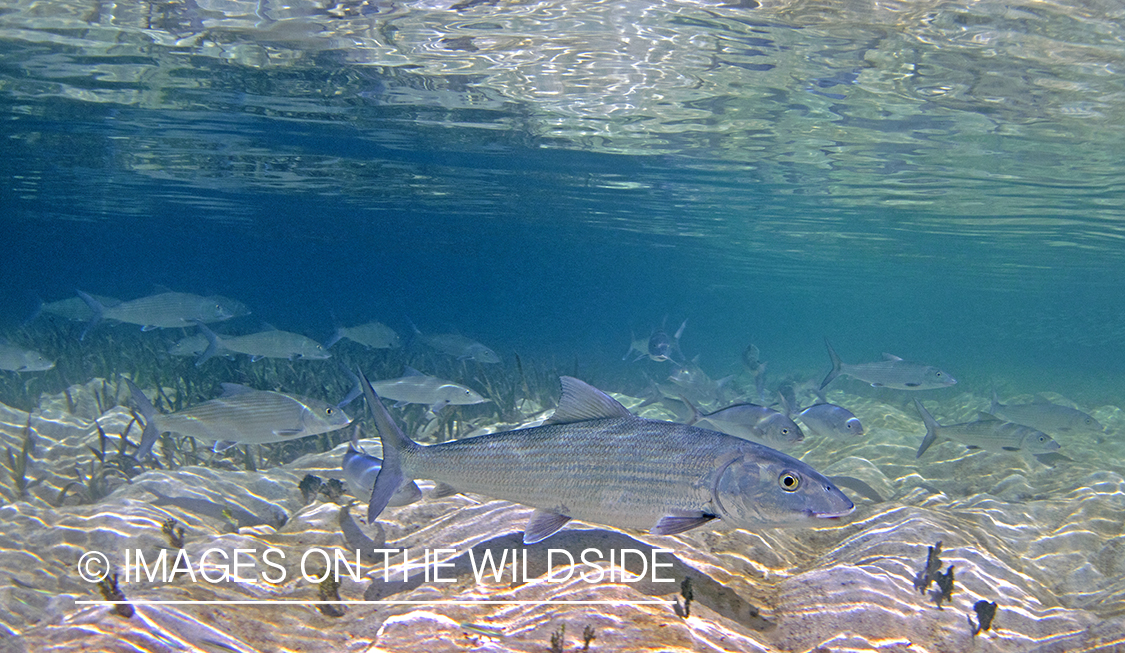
[625,319,686,363]
[36,294,121,322]
[778,392,864,439]
[914,399,1060,458]
[648,318,687,363]
[991,390,1103,433]
[326,322,401,349]
[410,321,499,363]
[821,339,956,391]
[360,374,853,544]
[684,399,805,449]
[77,291,240,338]
[196,323,330,365]
[127,379,350,458]
[168,334,209,357]
[366,367,488,414]
[342,428,421,507]
[656,358,733,409]
[0,340,54,372]
[795,404,864,439]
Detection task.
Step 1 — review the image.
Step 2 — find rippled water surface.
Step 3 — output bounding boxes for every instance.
[3,0,1125,651]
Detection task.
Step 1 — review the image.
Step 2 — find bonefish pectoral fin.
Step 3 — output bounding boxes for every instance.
[431,482,460,499]
[523,510,572,545]
[651,512,717,536]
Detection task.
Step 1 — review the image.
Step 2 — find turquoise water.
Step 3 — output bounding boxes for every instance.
[2,0,1125,651]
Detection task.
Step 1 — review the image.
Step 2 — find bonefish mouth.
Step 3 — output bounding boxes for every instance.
[815,505,857,519]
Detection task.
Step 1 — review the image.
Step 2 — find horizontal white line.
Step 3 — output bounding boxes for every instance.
[77,600,675,605]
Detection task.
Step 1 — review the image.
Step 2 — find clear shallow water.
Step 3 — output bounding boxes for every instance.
[2,0,1125,651]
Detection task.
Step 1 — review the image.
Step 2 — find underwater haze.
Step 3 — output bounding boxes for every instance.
[3,0,1125,651]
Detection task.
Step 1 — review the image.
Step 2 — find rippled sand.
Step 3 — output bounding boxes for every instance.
[2,379,1124,652]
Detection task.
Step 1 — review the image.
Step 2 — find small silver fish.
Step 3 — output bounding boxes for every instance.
[821,339,956,391]
[625,319,687,363]
[366,367,488,415]
[127,379,351,458]
[991,390,1102,433]
[778,393,864,439]
[0,340,54,372]
[795,404,864,438]
[77,291,240,338]
[410,321,499,363]
[658,358,733,409]
[342,428,421,507]
[195,323,330,365]
[361,374,853,544]
[685,399,805,449]
[914,399,1060,458]
[648,318,687,363]
[325,322,401,349]
[168,334,209,357]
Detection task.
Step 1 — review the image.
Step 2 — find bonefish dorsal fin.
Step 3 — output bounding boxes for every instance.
[547,377,632,424]
[882,353,904,361]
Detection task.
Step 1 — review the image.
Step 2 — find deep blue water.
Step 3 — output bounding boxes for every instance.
[3,0,1125,407]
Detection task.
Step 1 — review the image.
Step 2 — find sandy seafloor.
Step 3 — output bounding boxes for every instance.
[2,378,1125,653]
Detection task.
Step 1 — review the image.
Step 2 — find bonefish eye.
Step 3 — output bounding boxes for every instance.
[779,471,801,492]
[325,407,334,416]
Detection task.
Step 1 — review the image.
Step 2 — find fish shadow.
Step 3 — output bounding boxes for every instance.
[363,528,773,631]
